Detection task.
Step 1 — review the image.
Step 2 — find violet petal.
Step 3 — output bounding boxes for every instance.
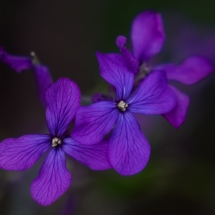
[108,112,150,175]
[31,148,71,206]
[128,70,176,114]
[163,86,190,128]
[96,52,134,100]
[155,56,213,85]
[63,137,111,170]
[0,47,32,72]
[46,78,80,136]
[71,101,118,145]
[0,134,50,170]
[131,11,165,63]
[33,65,53,107]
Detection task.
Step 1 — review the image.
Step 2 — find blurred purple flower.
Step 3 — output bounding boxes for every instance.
[33,63,53,106]
[72,52,176,176]
[0,47,32,72]
[161,11,215,67]
[0,49,53,107]
[0,78,110,206]
[116,11,213,128]
[154,56,212,127]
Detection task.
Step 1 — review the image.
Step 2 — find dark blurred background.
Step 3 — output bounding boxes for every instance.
[0,0,215,214]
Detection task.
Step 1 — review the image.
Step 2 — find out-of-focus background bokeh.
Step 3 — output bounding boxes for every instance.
[0,0,215,214]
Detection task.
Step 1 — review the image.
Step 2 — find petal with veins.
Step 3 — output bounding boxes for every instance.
[72,101,118,145]
[46,78,80,136]
[63,137,111,170]
[128,70,176,114]
[109,112,150,175]
[0,134,50,170]
[31,148,71,206]
[96,52,134,100]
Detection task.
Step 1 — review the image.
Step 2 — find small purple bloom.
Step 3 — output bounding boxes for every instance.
[116,11,213,128]
[0,49,53,106]
[0,78,111,206]
[0,47,33,72]
[72,52,176,176]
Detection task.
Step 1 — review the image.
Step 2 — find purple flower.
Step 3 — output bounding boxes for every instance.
[0,47,33,72]
[116,11,213,128]
[71,52,176,176]
[161,11,215,67]
[0,49,53,106]
[0,78,110,206]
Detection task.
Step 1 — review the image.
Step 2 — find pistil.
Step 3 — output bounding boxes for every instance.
[116,36,139,74]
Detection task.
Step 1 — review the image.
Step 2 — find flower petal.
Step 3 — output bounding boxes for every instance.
[0,135,50,170]
[131,11,165,63]
[63,137,111,170]
[0,47,32,72]
[31,148,71,206]
[127,70,176,114]
[155,56,213,85]
[108,112,150,175]
[163,86,190,128]
[96,52,134,100]
[33,65,53,107]
[71,101,118,145]
[46,78,80,136]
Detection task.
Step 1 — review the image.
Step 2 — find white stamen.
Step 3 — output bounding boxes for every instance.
[117,100,128,111]
[52,137,62,147]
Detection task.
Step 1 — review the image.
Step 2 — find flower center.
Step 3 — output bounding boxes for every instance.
[117,100,128,112]
[52,137,62,147]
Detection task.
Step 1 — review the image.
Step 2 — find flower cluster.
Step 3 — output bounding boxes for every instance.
[0,11,212,206]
